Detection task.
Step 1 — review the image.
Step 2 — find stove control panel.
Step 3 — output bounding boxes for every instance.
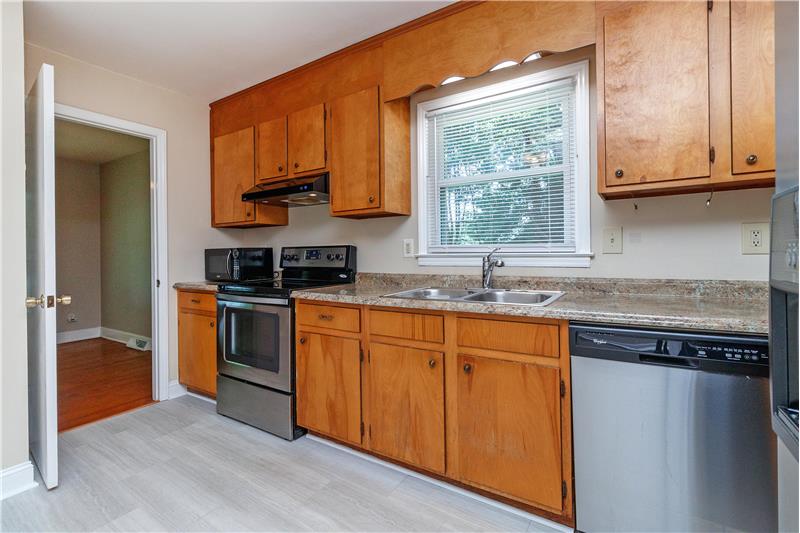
[280,246,354,269]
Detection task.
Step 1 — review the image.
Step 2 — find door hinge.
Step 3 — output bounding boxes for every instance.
[368,425,372,438]
[709,146,716,163]
[359,348,364,362]
[562,480,568,499]
[707,0,713,11]
[156,279,161,288]
[560,380,566,398]
[360,421,364,436]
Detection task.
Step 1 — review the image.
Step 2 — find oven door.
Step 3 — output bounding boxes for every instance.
[216,293,292,393]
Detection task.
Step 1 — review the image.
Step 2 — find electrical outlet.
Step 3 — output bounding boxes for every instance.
[742,222,770,254]
[603,227,623,254]
[402,238,415,258]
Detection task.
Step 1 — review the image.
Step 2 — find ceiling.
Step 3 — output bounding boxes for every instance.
[55,119,149,164]
[24,1,452,102]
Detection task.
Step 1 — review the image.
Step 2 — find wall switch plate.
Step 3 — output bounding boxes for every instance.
[603,227,623,254]
[402,238,415,258]
[742,222,770,254]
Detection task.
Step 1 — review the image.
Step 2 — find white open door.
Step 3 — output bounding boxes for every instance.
[25,63,58,489]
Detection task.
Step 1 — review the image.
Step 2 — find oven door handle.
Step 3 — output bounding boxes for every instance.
[217,293,290,306]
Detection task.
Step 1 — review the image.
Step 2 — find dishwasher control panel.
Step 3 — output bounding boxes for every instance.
[571,324,769,376]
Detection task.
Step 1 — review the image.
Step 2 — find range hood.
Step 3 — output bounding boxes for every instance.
[241,174,329,207]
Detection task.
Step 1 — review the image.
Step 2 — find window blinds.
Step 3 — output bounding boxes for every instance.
[424,77,578,253]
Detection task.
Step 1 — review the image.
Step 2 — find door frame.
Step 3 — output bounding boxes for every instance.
[54,103,169,401]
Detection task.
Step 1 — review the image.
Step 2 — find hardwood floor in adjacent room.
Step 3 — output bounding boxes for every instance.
[58,337,153,431]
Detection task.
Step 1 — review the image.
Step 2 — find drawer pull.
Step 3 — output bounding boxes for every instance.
[428,359,437,368]
[318,313,334,321]
[191,298,201,304]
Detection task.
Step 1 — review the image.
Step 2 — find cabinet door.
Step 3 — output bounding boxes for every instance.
[257,117,288,181]
[602,2,710,186]
[213,127,255,224]
[296,332,361,444]
[330,86,381,212]
[731,0,775,174]
[457,354,562,510]
[178,311,217,396]
[288,103,326,174]
[367,343,445,473]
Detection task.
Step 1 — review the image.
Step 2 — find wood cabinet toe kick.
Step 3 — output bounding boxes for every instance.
[294,299,574,526]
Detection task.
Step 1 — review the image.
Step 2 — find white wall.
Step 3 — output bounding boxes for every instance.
[24,42,772,383]
[1,0,32,474]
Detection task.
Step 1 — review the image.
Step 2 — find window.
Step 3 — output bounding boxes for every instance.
[416,61,591,267]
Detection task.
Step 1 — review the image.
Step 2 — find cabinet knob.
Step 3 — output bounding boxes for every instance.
[246,211,252,217]
[368,195,375,204]
[463,363,472,374]
[299,337,306,344]
[210,321,214,328]
[614,169,624,178]
[294,162,300,169]
[428,359,436,368]
[746,154,758,165]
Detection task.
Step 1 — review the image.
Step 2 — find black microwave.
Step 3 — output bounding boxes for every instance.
[205,248,273,282]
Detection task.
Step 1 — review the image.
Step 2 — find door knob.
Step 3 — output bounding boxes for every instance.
[56,295,72,305]
[25,295,44,309]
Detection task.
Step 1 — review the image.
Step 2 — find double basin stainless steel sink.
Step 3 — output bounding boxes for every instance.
[383,287,564,306]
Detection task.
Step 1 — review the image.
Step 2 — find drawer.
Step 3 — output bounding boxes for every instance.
[178,291,216,313]
[369,309,444,343]
[457,317,559,358]
[297,303,361,332]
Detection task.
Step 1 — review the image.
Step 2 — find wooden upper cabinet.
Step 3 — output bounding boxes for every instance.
[296,331,361,445]
[212,127,256,225]
[288,103,326,174]
[257,117,288,181]
[730,0,775,174]
[330,86,381,213]
[456,354,563,511]
[601,1,711,188]
[367,343,445,473]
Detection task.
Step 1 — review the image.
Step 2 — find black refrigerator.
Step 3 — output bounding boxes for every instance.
[771,1,799,530]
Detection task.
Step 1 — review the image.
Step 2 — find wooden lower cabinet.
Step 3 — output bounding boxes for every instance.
[296,331,362,445]
[177,290,217,397]
[294,301,573,526]
[456,354,563,511]
[366,342,445,473]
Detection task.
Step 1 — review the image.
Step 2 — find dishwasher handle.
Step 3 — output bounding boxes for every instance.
[638,353,699,369]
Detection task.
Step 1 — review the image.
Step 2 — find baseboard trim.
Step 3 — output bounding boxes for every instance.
[0,461,38,500]
[305,434,570,533]
[57,327,101,344]
[101,327,151,347]
[168,379,187,399]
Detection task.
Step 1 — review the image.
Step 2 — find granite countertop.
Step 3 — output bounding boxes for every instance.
[290,276,769,335]
[174,275,769,334]
[173,281,222,292]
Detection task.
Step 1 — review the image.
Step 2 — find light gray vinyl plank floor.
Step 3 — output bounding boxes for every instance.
[1,395,568,533]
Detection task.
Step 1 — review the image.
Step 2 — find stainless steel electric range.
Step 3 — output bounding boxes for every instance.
[215,245,356,440]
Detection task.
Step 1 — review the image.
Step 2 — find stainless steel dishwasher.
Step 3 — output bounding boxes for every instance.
[570,323,778,532]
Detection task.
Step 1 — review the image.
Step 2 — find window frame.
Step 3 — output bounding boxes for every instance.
[415,60,592,267]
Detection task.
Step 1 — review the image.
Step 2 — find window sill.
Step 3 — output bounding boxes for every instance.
[416,253,593,268]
